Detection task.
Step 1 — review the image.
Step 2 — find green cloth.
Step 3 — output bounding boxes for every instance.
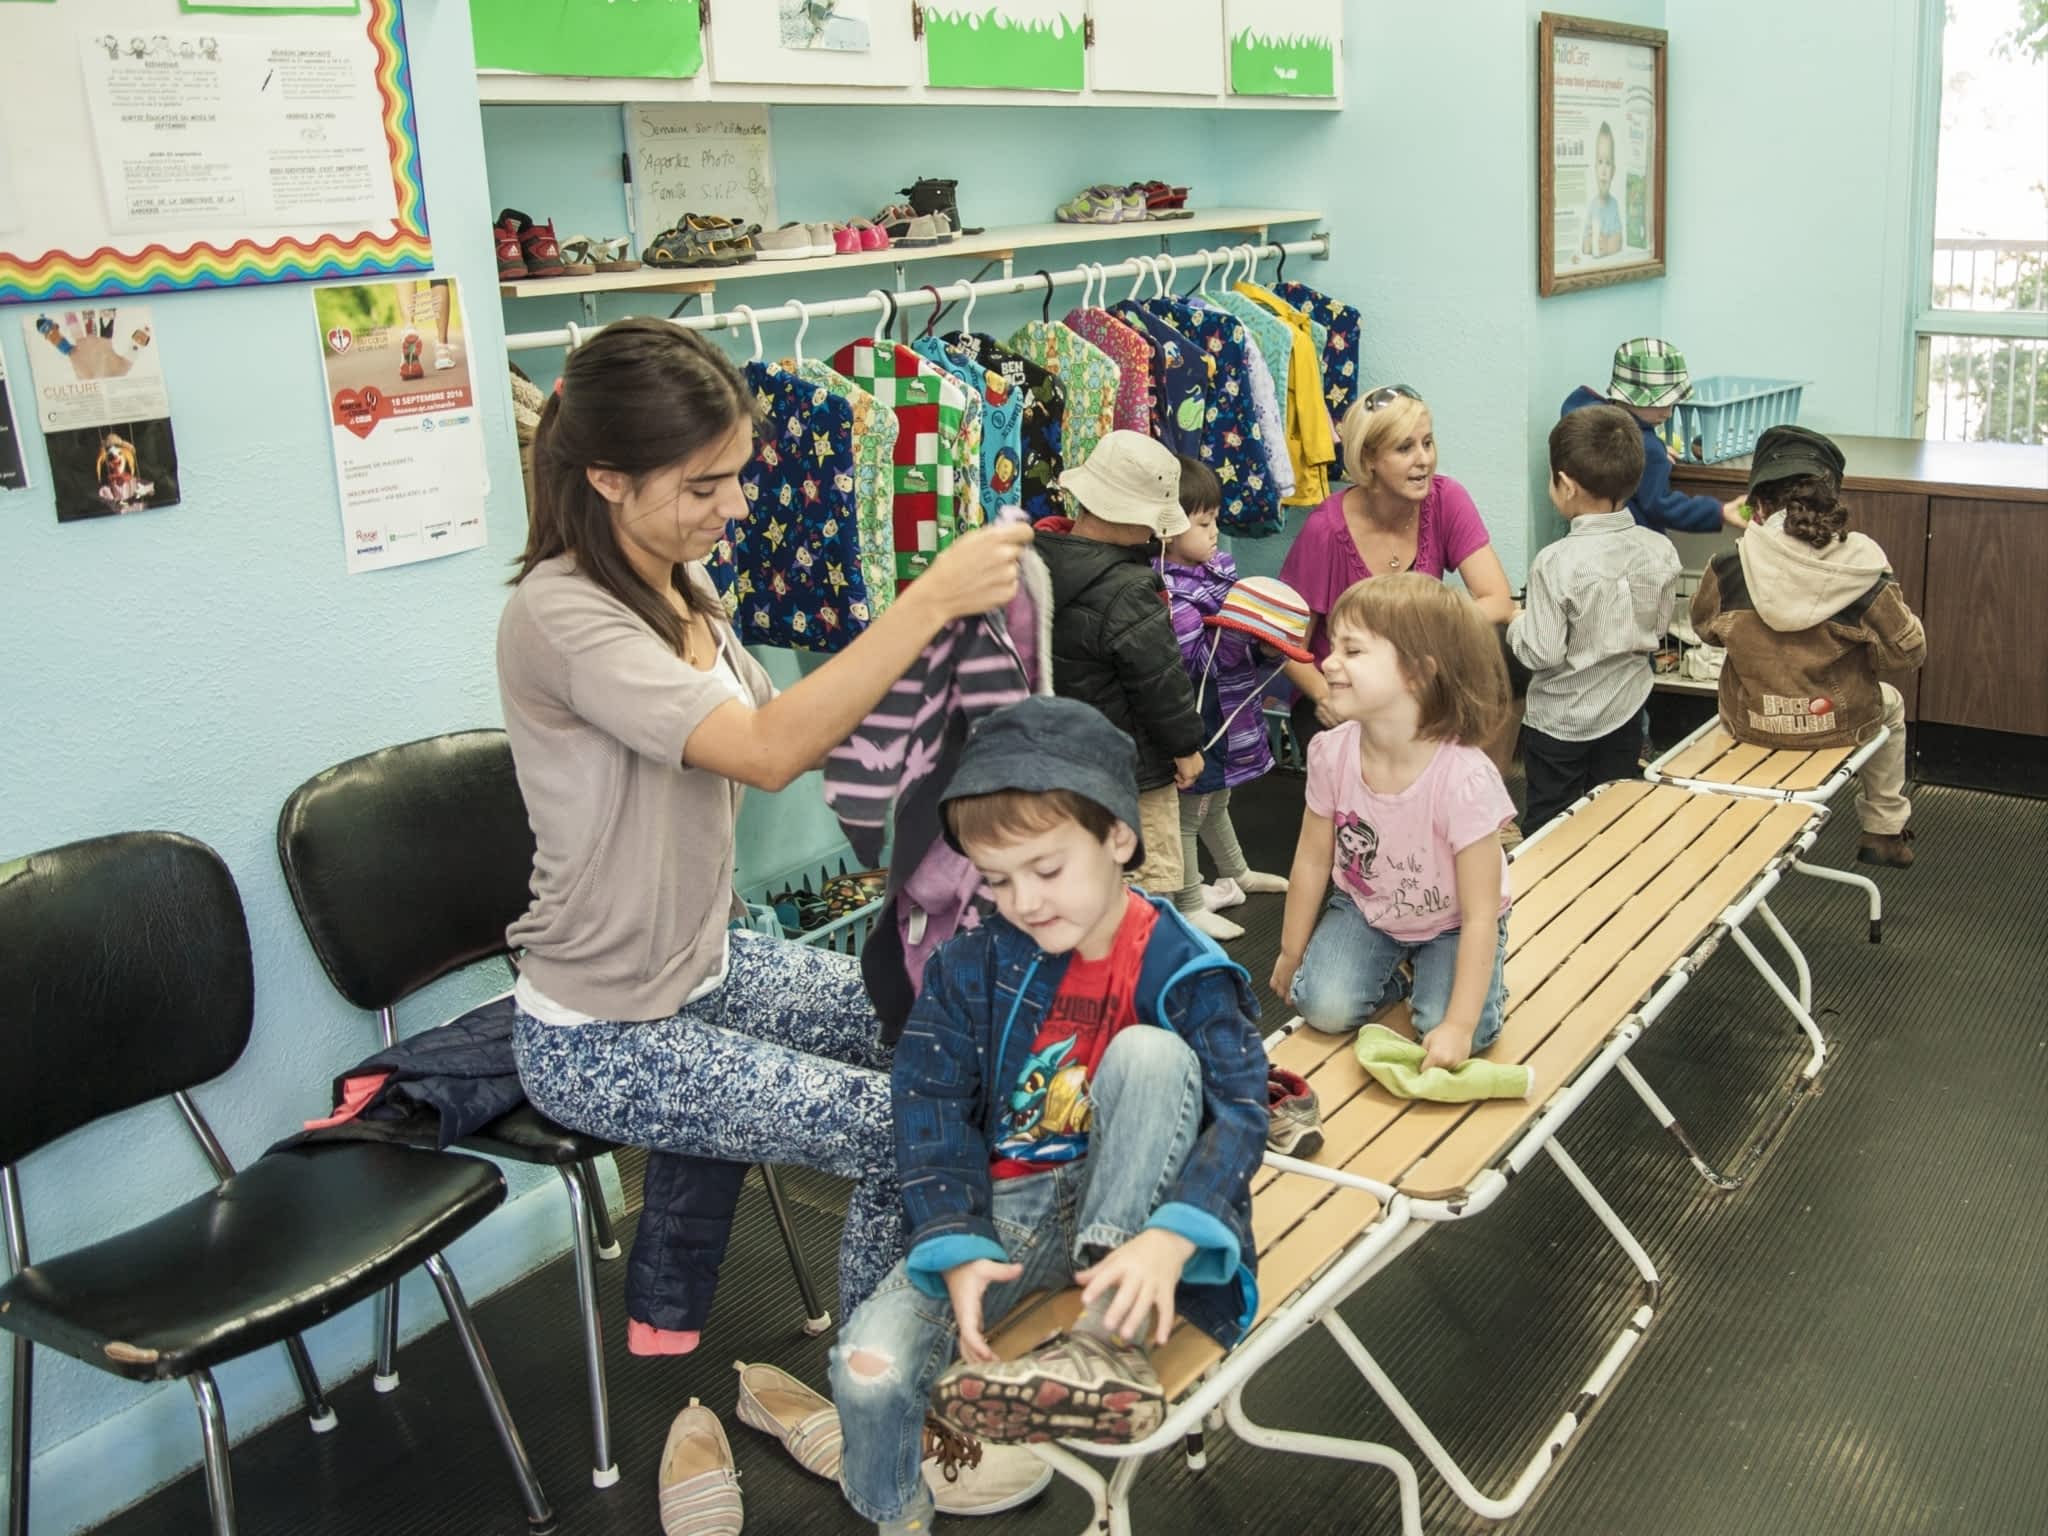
[1353,1024,1533,1103]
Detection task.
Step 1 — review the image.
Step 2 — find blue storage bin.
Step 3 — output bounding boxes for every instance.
[1673,376,1807,464]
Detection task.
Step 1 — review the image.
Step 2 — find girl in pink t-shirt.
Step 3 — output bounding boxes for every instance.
[1270,573,1517,1069]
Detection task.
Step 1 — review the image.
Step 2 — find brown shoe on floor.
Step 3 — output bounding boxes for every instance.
[1857,827,1916,867]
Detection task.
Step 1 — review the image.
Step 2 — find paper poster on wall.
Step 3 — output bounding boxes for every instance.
[781,0,870,52]
[1223,0,1338,98]
[0,0,430,304]
[472,0,703,79]
[20,305,181,522]
[313,278,487,575]
[1538,15,1666,295]
[924,2,1085,92]
[0,350,27,493]
[623,104,777,251]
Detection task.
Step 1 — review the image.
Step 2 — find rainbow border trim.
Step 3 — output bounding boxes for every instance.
[0,0,431,304]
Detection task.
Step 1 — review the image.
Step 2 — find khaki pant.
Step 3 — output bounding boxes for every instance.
[1855,683,1911,835]
[1129,784,1187,898]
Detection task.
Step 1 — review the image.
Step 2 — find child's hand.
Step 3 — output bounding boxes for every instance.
[943,1257,1024,1364]
[1173,752,1205,790]
[1269,950,1300,1005]
[1420,1022,1476,1073]
[1076,1229,1195,1349]
[1313,696,1345,728]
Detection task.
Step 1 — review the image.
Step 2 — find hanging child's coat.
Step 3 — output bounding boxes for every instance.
[1277,279,1363,428]
[947,332,1068,524]
[829,340,968,584]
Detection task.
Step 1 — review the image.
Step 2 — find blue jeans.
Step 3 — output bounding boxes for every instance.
[511,930,903,1315]
[1293,892,1510,1049]
[829,1027,1203,1527]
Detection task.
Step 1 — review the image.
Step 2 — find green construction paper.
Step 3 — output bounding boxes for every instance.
[924,7,1084,92]
[1352,1024,1534,1104]
[472,0,702,80]
[1228,28,1336,98]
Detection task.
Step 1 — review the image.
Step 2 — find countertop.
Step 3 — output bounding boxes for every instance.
[1673,434,2047,503]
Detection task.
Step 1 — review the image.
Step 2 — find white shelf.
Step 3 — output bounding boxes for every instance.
[498,208,1323,302]
[478,73,1338,111]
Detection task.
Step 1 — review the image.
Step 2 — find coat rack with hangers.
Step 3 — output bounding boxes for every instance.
[500,233,1331,356]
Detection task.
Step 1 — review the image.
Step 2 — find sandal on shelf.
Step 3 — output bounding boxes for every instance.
[732,1360,843,1482]
[688,214,759,264]
[591,237,642,273]
[555,236,600,277]
[643,225,728,270]
[1141,181,1193,219]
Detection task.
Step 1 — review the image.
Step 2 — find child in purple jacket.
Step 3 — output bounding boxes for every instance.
[1162,459,1299,941]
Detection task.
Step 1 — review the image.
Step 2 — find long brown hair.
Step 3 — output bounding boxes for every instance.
[1326,572,1510,745]
[517,317,755,655]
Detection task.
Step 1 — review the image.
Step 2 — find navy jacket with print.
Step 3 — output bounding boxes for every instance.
[892,895,1268,1347]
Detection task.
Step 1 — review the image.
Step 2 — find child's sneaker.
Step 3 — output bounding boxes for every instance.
[921,1421,1052,1515]
[932,1330,1164,1446]
[494,212,529,280]
[1266,1068,1323,1158]
[1054,185,1123,225]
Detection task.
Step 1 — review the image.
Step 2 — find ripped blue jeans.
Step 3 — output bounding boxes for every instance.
[511,930,903,1317]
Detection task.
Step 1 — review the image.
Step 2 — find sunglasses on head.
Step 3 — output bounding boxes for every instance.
[1361,384,1423,412]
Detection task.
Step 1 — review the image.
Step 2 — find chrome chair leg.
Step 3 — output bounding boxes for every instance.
[189,1371,238,1536]
[373,1280,401,1392]
[423,1253,555,1533]
[7,1335,30,1536]
[557,1166,619,1488]
[759,1165,831,1335]
[575,1157,621,1261]
[279,1336,337,1433]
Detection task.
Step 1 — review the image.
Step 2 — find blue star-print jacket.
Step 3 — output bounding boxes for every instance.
[893,895,1268,1347]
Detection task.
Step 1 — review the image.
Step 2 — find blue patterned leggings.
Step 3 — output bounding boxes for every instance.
[511,931,903,1314]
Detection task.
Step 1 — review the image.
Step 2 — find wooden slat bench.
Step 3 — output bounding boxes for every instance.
[984,781,1832,1536]
[1645,716,1892,941]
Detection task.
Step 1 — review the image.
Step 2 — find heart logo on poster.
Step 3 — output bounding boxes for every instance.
[327,327,353,354]
[333,385,390,440]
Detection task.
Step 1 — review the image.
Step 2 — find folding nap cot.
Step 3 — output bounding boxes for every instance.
[987,779,1835,1535]
[1646,717,1892,942]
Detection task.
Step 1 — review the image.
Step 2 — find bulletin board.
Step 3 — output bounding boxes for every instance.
[0,0,430,304]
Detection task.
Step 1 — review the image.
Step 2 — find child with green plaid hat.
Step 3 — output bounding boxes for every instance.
[1561,338,1750,535]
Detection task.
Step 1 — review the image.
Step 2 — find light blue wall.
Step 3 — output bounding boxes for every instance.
[0,1,1927,1528]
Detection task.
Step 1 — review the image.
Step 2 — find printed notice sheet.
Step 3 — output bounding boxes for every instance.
[78,28,396,235]
[313,277,488,575]
[20,304,180,521]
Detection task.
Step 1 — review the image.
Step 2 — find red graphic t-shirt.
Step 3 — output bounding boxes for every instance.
[990,891,1158,1180]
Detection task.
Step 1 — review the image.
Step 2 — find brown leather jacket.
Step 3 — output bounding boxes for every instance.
[1690,519,1926,750]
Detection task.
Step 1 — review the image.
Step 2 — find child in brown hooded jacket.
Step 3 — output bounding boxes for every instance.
[1690,426,1926,866]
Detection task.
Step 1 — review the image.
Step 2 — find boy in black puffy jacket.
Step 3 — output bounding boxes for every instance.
[1031,431,1206,898]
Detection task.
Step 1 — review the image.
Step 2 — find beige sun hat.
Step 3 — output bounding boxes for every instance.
[1057,429,1190,538]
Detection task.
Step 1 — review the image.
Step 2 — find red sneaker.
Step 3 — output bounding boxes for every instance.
[494,211,530,280]
[519,214,567,279]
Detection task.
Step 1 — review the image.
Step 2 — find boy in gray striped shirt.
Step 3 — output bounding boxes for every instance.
[1508,405,1683,831]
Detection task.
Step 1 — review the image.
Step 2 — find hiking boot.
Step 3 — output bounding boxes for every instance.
[921,1419,1052,1515]
[902,176,981,236]
[1856,827,1916,867]
[932,1329,1165,1446]
[1267,1067,1323,1159]
[494,211,530,280]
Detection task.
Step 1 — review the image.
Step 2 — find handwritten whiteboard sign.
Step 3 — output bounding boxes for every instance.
[623,104,776,246]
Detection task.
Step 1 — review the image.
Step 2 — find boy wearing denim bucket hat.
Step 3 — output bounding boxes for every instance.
[827,695,1265,1535]
[1561,337,1750,535]
[1032,431,1208,899]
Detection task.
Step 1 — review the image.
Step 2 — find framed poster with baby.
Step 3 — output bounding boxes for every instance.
[1538,13,1667,296]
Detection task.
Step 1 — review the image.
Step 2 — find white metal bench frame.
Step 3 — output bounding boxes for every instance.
[1016,784,1835,1535]
[1645,715,1891,943]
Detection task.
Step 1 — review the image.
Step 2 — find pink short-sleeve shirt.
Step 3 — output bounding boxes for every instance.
[1303,723,1515,942]
[1280,475,1493,663]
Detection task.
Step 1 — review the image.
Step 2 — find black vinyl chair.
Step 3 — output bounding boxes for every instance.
[0,832,552,1536]
[275,729,830,1490]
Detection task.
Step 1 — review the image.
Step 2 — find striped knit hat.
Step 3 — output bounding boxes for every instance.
[1205,576,1314,663]
[1607,337,1694,409]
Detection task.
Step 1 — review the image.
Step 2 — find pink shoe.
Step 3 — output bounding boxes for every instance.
[832,224,860,256]
[848,217,889,252]
[629,1319,704,1357]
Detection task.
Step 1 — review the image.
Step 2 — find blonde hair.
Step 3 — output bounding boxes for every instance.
[1326,573,1509,744]
[1339,396,1433,486]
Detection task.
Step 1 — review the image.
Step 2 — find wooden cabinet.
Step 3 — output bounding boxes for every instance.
[1671,436,2045,736]
[1921,498,2048,736]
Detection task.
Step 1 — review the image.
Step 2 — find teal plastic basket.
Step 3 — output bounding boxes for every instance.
[1673,376,1807,464]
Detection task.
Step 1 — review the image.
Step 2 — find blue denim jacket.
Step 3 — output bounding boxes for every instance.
[892,895,1268,1347]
